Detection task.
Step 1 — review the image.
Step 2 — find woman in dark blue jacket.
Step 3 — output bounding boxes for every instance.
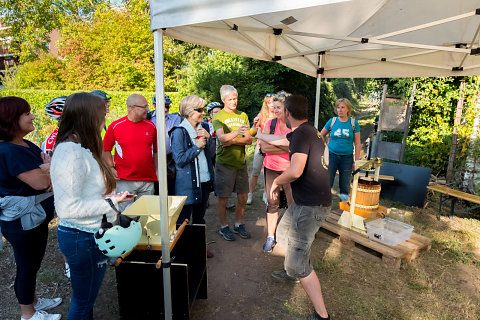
[171,95,215,226]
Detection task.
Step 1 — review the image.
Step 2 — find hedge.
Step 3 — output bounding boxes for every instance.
[0,89,180,146]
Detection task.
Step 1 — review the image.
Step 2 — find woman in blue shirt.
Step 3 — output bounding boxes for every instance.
[320,98,361,202]
[0,96,61,320]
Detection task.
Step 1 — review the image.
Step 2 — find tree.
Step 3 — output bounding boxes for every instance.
[0,0,102,62]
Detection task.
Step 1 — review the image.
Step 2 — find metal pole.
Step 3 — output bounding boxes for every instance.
[153,29,172,320]
[314,54,323,129]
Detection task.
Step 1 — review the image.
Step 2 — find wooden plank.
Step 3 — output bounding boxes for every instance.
[428,184,480,204]
[321,220,406,258]
[357,172,395,181]
[322,211,432,264]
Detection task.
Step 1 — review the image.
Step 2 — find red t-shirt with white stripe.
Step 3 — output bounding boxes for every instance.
[103,116,158,181]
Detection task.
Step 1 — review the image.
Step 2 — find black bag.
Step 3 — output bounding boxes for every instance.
[278,188,288,209]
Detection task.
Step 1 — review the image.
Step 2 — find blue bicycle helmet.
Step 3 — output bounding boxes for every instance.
[90,90,111,101]
[95,203,142,257]
[153,94,172,105]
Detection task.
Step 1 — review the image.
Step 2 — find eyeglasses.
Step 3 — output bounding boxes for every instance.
[265,93,275,97]
[194,108,205,113]
[133,104,149,109]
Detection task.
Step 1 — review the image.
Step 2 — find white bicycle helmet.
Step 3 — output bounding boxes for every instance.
[95,200,142,257]
[207,101,222,113]
[44,96,67,120]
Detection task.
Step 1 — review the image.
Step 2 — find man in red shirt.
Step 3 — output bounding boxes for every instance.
[103,94,158,210]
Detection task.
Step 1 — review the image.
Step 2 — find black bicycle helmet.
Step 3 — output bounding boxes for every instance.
[207,101,222,113]
[90,90,111,101]
[153,94,172,105]
[44,96,67,120]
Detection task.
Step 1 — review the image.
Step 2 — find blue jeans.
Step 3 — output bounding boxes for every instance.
[57,225,108,320]
[328,152,353,202]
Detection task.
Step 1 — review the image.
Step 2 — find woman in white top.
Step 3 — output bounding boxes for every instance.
[51,92,132,320]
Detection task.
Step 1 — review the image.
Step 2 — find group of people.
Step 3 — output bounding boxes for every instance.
[0,84,360,320]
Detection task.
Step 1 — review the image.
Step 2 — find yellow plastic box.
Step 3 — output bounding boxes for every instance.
[122,195,187,246]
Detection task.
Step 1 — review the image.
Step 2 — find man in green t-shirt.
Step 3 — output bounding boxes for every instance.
[212,85,253,241]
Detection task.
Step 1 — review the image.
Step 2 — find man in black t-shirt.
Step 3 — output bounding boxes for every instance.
[268,95,331,320]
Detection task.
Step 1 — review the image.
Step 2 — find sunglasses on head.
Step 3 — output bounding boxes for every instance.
[265,93,275,97]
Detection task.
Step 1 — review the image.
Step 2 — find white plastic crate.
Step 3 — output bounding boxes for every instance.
[365,217,414,246]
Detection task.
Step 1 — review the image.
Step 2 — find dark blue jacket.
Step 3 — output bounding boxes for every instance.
[170,123,215,205]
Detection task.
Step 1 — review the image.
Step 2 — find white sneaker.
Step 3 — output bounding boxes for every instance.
[262,192,267,204]
[34,297,62,311]
[64,262,70,279]
[21,310,61,320]
[246,193,253,205]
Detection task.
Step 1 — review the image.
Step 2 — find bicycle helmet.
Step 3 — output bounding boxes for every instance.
[152,94,172,105]
[44,96,67,120]
[95,206,142,257]
[207,101,222,114]
[90,90,111,101]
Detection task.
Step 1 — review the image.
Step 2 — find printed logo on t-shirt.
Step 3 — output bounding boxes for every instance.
[333,128,350,138]
[225,117,246,129]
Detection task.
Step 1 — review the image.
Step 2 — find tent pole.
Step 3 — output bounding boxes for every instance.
[314,54,323,129]
[153,29,173,320]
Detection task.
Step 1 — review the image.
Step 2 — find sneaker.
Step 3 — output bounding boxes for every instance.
[271,270,300,283]
[219,226,235,241]
[21,310,62,320]
[34,298,62,311]
[64,262,70,279]
[297,311,330,320]
[262,192,267,204]
[246,193,253,205]
[226,202,236,209]
[262,237,276,253]
[233,224,251,239]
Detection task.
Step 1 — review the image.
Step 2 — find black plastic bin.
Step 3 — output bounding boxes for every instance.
[115,224,207,320]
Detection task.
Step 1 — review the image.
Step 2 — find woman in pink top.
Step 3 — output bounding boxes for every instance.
[247,94,275,205]
[259,91,293,253]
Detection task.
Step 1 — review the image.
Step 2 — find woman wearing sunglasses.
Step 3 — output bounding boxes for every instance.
[170,96,215,244]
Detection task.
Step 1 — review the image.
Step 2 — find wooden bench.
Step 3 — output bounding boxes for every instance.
[427,184,480,220]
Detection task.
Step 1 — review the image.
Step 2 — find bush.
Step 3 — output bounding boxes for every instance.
[8,54,66,90]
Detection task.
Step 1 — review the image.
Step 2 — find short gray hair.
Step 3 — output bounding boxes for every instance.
[220,85,238,101]
[179,95,206,118]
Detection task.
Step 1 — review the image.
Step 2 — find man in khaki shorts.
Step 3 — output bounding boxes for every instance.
[265,95,331,320]
[212,85,253,241]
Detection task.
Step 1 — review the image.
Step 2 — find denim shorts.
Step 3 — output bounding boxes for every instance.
[250,145,265,177]
[276,202,330,278]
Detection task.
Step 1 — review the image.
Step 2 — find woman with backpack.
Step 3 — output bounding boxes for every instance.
[258,91,294,253]
[320,98,361,202]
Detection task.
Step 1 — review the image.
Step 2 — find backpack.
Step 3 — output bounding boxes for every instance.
[329,116,356,131]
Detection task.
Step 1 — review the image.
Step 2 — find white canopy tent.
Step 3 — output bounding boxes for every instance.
[148,1,480,318]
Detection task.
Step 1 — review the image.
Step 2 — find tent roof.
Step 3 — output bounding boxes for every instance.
[150,0,480,78]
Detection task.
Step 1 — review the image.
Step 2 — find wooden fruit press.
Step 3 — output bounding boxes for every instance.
[337,157,387,234]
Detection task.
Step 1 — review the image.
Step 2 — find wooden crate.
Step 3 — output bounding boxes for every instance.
[318,210,431,268]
